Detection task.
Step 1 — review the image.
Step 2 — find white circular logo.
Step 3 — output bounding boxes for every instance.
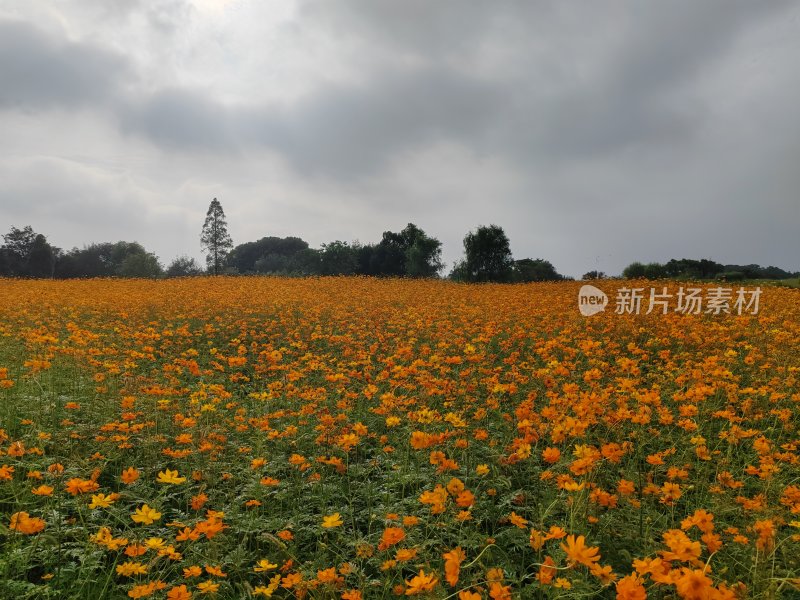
[578,285,608,316]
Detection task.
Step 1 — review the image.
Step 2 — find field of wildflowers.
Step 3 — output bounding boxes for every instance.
[0,277,798,599]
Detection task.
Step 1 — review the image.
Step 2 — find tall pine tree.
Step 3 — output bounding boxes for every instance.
[200,198,233,275]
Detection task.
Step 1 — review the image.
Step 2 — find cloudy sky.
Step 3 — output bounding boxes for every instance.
[1,0,798,277]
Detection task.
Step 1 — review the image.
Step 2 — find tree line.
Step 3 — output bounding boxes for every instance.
[620,258,799,281]
[1,199,794,282]
[0,199,566,282]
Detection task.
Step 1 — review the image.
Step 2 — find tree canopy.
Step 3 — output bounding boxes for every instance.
[200,198,233,275]
[451,225,514,282]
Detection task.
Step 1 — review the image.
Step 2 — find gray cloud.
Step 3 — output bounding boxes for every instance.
[0,19,130,110]
[0,1,798,277]
[119,88,237,151]
[114,0,797,175]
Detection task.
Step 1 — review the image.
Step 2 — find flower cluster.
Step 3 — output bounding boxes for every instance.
[0,277,798,598]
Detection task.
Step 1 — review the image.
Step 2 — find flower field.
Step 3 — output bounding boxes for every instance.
[1,277,799,599]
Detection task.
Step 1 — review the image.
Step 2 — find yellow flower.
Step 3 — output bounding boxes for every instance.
[116,561,148,577]
[254,574,281,596]
[322,512,344,528]
[197,580,220,594]
[88,493,115,509]
[132,504,162,525]
[254,559,278,572]
[157,469,187,484]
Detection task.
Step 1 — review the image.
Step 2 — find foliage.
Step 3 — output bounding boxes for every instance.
[512,258,563,282]
[227,237,310,274]
[582,271,606,280]
[0,226,58,278]
[622,262,667,280]
[319,241,358,275]
[54,242,161,279]
[351,224,443,278]
[452,225,515,283]
[200,199,233,275]
[623,259,799,281]
[165,256,204,278]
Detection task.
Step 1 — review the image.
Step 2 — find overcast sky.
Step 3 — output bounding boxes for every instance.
[1,0,798,277]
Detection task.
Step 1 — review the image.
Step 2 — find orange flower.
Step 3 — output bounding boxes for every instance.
[378,527,405,550]
[0,465,14,481]
[753,519,776,551]
[660,530,701,563]
[508,511,527,529]
[560,535,600,567]
[166,584,192,599]
[681,509,715,535]
[197,581,220,594]
[615,574,646,600]
[183,566,203,578]
[443,547,466,587]
[204,565,226,577]
[7,441,25,457]
[395,548,417,562]
[673,567,713,600]
[404,569,438,595]
[9,511,46,535]
[121,467,140,484]
[128,581,167,598]
[277,529,294,541]
[31,484,54,496]
[316,567,343,586]
[419,485,448,514]
[190,493,208,511]
[65,477,99,495]
[529,529,546,551]
[402,516,419,527]
[455,489,475,508]
[660,482,682,506]
[545,525,567,541]
[617,480,636,495]
[537,556,557,585]
[446,477,465,496]
[633,556,672,584]
[489,582,512,599]
[542,447,561,464]
[124,544,147,557]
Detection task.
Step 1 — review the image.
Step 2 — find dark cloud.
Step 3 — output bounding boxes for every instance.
[255,67,506,176]
[114,0,797,175]
[0,2,798,277]
[0,19,130,110]
[119,88,237,151]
